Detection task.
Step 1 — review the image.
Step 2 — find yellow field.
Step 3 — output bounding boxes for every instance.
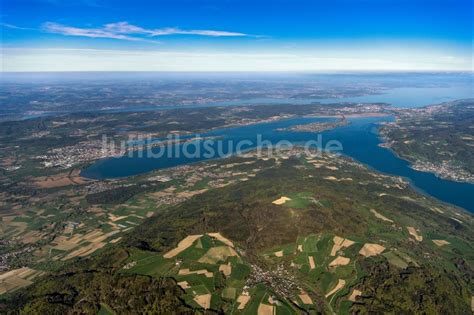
[272,196,291,205]
[0,268,44,295]
[407,227,423,241]
[237,294,251,310]
[193,294,211,309]
[163,234,203,258]
[274,250,283,257]
[330,236,354,256]
[207,232,235,248]
[359,243,385,257]
[178,268,213,278]
[177,281,190,289]
[109,237,122,244]
[219,262,232,277]
[62,242,106,260]
[348,289,362,301]
[329,256,350,267]
[258,303,275,315]
[432,239,450,247]
[298,293,313,305]
[325,279,346,298]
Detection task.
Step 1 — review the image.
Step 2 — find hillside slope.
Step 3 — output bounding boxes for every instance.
[2,149,473,314]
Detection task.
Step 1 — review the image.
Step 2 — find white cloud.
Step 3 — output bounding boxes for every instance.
[42,21,249,41]
[2,48,471,72]
[42,22,145,41]
[0,22,35,30]
[103,22,148,34]
[161,29,248,37]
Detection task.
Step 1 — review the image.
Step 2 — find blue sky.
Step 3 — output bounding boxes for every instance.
[1,0,472,71]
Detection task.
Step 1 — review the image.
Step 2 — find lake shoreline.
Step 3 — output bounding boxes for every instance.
[82,115,474,213]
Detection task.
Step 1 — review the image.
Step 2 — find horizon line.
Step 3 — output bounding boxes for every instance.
[2,70,473,74]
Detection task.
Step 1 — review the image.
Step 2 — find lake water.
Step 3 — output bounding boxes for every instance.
[211,86,473,108]
[316,85,473,108]
[82,116,474,213]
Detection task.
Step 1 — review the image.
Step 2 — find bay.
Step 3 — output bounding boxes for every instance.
[82,116,474,213]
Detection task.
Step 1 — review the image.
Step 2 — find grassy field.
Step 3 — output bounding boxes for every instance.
[2,150,473,314]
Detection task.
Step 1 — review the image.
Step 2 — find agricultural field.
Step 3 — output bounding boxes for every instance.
[122,233,251,312]
[120,231,388,314]
[0,268,44,295]
[1,149,473,314]
[0,149,273,295]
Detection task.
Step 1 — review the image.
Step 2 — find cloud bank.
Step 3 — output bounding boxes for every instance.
[42,21,249,41]
[2,48,470,72]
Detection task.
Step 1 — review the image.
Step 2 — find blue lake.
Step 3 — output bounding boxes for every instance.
[82,116,474,213]
[210,86,473,108]
[316,85,473,108]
